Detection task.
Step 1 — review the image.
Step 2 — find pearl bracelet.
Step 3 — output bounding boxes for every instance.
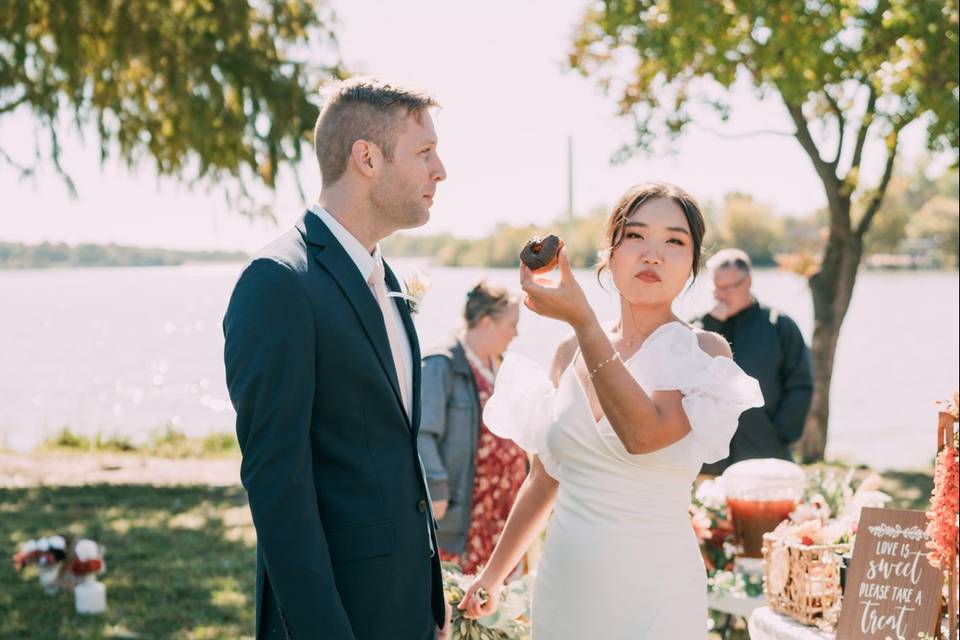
[588,351,622,379]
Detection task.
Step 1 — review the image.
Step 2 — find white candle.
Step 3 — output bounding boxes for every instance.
[74,575,107,614]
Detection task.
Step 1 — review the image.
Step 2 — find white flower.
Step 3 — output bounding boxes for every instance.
[477,574,533,631]
[47,536,66,551]
[822,520,853,545]
[74,539,100,562]
[695,477,727,510]
[22,540,38,554]
[37,538,50,552]
[388,270,431,314]
[856,472,883,494]
[790,497,831,525]
[838,489,891,525]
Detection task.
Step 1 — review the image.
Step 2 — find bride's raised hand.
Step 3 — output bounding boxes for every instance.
[458,573,502,620]
[520,247,595,329]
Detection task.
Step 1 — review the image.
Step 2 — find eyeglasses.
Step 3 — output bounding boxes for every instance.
[713,275,749,293]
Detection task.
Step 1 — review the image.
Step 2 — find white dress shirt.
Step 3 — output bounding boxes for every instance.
[309,203,414,418]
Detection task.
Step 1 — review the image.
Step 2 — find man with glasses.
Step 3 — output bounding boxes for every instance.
[695,249,814,474]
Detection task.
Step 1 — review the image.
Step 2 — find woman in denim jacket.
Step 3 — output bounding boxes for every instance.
[418,282,525,574]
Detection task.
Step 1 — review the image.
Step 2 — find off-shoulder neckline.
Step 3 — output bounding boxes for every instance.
[573,320,690,368]
[567,320,716,426]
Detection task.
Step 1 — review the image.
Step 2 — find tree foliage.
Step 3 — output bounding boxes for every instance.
[570,0,959,461]
[0,0,342,208]
[571,0,958,164]
[714,193,784,265]
[907,194,960,267]
[862,162,957,254]
[386,166,957,270]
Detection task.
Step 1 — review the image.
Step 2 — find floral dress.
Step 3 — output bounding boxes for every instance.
[440,348,528,574]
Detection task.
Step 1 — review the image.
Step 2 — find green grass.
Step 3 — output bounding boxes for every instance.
[878,469,935,510]
[0,484,256,639]
[807,462,935,511]
[41,427,240,459]
[0,464,932,640]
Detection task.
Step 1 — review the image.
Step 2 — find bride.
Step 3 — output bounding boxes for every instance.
[459,182,764,639]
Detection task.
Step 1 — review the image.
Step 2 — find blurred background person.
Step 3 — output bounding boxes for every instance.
[419,281,525,574]
[695,249,814,474]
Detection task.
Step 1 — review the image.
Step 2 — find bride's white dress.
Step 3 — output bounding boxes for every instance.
[484,322,763,639]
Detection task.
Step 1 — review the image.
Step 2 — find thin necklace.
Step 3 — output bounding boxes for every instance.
[616,295,645,347]
[614,321,642,347]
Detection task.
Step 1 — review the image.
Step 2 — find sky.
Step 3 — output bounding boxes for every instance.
[0,0,946,252]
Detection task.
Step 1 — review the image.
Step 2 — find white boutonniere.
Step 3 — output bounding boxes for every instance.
[388,270,430,315]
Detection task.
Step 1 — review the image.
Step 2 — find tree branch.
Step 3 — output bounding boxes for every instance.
[823,89,845,168]
[0,94,29,115]
[47,123,78,198]
[0,145,35,180]
[292,164,308,203]
[855,135,899,238]
[689,121,795,139]
[849,84,877,180]
[784,100,842,194]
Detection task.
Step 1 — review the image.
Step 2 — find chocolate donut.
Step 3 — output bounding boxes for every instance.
[520,234,563,273]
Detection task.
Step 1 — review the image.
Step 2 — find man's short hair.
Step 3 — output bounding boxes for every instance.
[313,76,439,186]
[707,248,752,274]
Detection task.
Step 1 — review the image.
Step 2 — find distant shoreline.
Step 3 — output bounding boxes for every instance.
[0,260,249,271]
[0,241,248,269]
[2,240,956,272]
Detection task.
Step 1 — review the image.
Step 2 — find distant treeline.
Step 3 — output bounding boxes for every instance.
[0,242,247,269]
[383,165,959,271]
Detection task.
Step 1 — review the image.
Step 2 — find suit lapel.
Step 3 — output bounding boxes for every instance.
[297,212,409,427]
[384,262,422,434]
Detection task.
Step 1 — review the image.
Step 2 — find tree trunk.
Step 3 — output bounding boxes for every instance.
[797,200,863,462]
[782,94,899,463]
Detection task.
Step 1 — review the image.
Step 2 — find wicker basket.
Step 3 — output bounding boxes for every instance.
[761,533,850,628]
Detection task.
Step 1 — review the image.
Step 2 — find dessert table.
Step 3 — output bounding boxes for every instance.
[747,607,835,640]
[707,591,767,639]
[707,591,766,619]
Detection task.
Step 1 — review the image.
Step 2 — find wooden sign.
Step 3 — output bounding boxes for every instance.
[836,507,942,640]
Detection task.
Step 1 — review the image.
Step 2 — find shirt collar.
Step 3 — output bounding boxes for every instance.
[727,298,760,322]
[458,332,499,382]
[308,203,381,283]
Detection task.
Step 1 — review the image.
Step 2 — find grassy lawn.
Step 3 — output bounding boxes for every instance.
[0,484,256,640]
[0,461,934,640]
[877,469,936,510]
[39,427,240,459]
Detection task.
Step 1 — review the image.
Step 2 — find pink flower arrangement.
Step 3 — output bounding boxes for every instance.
[11,536,67,571]
[689,505,713,543]
[690,478,738,572]
[68,539,106,577]
[925,444,959,570]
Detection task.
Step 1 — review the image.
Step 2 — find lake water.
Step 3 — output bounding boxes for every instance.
[1,261,956,470]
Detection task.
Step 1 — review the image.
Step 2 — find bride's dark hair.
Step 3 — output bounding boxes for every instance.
[595,182,706,283]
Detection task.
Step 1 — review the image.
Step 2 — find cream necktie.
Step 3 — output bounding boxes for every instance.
[368,261,411,416]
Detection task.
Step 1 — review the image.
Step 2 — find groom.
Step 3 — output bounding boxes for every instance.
[223,77,448,639]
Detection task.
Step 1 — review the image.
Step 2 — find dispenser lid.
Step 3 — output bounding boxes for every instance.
[722,458,806,500]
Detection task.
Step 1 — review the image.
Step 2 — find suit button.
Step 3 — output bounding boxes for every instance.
[417,499,427,513]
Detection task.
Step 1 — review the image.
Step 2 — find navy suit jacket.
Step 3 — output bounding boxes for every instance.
[223,211,444,639]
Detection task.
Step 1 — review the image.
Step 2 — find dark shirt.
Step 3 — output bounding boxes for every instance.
[695,301,814,474]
